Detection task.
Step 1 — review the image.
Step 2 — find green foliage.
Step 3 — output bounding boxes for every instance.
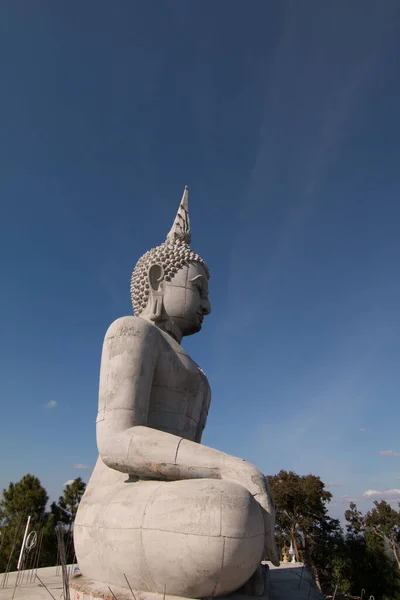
[0,475,86,572]
[346,500,400,569]
[57,477,86,528]
[268,470,332,532]
[268,469,332,590]
[0,474,48,527]
[0,474,49,572]
[269,472,400,600]
[344,500,400,599]
[306,515,352,596]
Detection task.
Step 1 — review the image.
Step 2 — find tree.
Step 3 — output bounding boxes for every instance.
[0,474,49,572]
[345,501,400,600]
[346,500,400,569]
[346,500,400,570]
[306,515,353,596]
[49,478,86,565]
[56,478,86,529]
[268,470,332,589]
[0,474,48,525]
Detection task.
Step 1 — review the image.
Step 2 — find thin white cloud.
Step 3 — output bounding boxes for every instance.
[326,482,344,488]
[360,428,367,432]
[340,495,357,503]
[379,450,400,457]
[72,463,91,470]
[45,400,57,409]
[64,480,74,487]
[363,489,400,499]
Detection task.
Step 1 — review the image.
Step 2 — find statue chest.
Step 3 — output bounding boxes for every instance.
[147,336,210,441]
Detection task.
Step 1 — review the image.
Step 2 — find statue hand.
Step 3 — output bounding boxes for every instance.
[221,457,280,566]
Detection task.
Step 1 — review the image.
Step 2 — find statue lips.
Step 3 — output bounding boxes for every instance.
[197,311,204,325]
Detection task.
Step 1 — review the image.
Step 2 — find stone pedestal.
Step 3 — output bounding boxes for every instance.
[70,576,189,600]
[70,565,270,600]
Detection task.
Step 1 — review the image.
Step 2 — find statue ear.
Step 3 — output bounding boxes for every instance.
[148,264,165,292]
[147,264,165,321]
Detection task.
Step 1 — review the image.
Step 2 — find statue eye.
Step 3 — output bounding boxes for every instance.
[195,284,205,298]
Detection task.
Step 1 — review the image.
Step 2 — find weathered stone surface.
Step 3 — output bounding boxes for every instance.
[0,564,321,600]
[74,187,279,599]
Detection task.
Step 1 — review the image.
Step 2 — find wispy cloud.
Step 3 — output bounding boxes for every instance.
[363,489,400,499]
[64,480,74,486]
[379,450,400,457]
[72,463,91,470]
[326,482,344,488]
[360,428,367,432]
[45,400,57,409]
[340,495,357,503]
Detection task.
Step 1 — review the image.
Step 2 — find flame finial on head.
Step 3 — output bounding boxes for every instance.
[166,185,191,244]
[131,185,209,315]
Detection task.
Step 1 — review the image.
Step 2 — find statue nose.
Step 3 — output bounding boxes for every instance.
[202,298,211,316]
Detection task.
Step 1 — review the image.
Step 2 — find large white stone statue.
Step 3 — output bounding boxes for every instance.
[74,187,279,600]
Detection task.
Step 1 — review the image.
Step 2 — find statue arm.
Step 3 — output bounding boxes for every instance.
[97,316,226,480]
[97,316,278,564]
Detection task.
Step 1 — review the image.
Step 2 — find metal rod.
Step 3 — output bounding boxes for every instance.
[1,515,26,588]
[32,528,44,583]
[28,529,40,583]
[35,574,57,600]
[108,586,119,600]
[17,516,30,571]
[56,524,70,600]
[55,543,61,576]
[123,573,137,600]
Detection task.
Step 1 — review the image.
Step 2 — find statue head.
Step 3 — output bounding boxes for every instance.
[130,187,211,338]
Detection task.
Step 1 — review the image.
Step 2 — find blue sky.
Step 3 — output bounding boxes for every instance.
[1,1,400,520]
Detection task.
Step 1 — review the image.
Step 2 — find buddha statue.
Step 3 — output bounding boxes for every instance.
[74,187,279,599]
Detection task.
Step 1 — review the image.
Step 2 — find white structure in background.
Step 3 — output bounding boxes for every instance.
[289,540,296,563]
[17,515,31,571]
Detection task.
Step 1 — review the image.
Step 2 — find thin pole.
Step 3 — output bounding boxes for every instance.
[55,543,61,576]
[108,586,119,600]
[29,529,40,583]
[35,574,57,600]
[17,515,31,571]
[56,524,70,600]
[1,515,26,588]
[31,528,43,583]
[123,573,137,600]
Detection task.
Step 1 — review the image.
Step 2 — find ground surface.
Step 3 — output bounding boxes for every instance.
[267,563,323,600]
[0,565,66,599]
[0,563,323,600]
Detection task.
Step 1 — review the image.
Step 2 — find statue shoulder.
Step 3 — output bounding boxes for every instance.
[104,316,160,344]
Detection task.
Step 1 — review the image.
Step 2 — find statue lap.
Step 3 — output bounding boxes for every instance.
[75,457,264,598]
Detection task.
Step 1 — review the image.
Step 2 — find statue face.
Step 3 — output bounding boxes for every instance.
[162,262,211,336]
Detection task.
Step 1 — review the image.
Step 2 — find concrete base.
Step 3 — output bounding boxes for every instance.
[0,563,322,600]
[70,564,272,600]
[70,576,190,600]
[70,568,270,600]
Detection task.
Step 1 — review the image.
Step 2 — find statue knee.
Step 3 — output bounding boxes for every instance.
[140,479,264,597]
